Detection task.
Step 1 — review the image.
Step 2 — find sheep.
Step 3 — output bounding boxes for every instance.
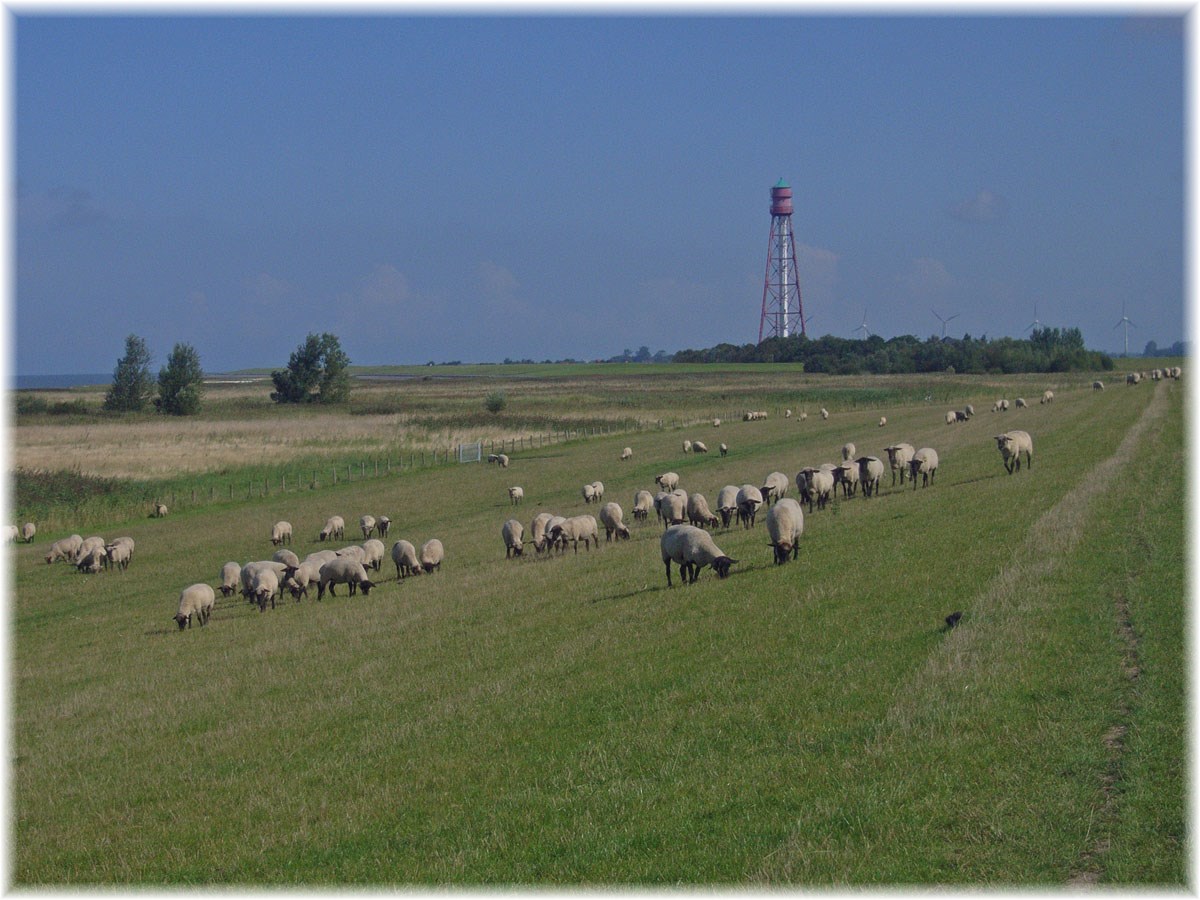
[659,491,687,529]
[2,525,18,543]
[945,411,958,425]
[719,442,728,457]
[240,561,289,604]
[1126,372,1142,385]
[655,472,680,492]
[360,539,386,571]
[879,416,887,427]
[964,404,975,417]
[317,557,375,600]
[1015,397,1028,408]
[686,493,719,529]
[335,544,367,564]
[955,410,969,423]
[420,538,445,573]
[104,540,133,571]
[319,515,345,542]
[549,516,599,553]
[508,486,524,505]
[528,512,555,552]
[1000,399,1010,411]
[360,515,377,539]
[272,547,301,568]
[285,551,338,599]
[582,483,597,504]
[249,566,282,611]
[546,516,568,553]
[620,447,633,461]
[152,502,168,518]
[884,443,916,486]
[391,540,423,579]
[377,516,391,539]
[691,440,709,454]
[856,456,886,498]
[1041,390,1054,404]
[497,453,510,468]
[760,471,789,505]
[716,485,740,528]
[785,408,792,418]
[660,524,737,586]
[801,469,835,513]
[909,447,940,489]
[632,490,654,523]
[174,583,216,630]
[21,522,36,543]
[820,407,829,420]
[599,502,631,541]
[76,545,107,574]
[682,439,693,454]
[994,430,1033,474]
[1093,380,1105,390]
[502,519,525,558]
[766,498,805,564]
[841,442,856,461]
[712,418,721,428]
[590,481,605,503]
[837,460,861,498]
[271,521,293,546]
[219,561,242,597]
[799,411,808,421]
[736,484,764,528]
[74,535,106,563]
[45,534,83,564]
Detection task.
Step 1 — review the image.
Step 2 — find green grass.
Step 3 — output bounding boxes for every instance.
[10,373,1185,885]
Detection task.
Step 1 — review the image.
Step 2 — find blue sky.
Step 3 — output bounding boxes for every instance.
[13,12,1186,374]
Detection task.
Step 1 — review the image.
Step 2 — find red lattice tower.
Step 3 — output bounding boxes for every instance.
[758,178,806,342]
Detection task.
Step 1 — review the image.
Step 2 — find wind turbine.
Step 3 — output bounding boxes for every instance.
[853,309,869,339]
[1024,302,1043,333]
[932,308,959,338]
[1114,303,1135,357]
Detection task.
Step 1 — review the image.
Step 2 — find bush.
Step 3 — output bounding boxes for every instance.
[484,391,507,414]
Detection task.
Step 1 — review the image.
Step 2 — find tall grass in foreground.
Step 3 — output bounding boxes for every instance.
[11,375,1184,884]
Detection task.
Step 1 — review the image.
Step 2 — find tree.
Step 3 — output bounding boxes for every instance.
[103,334,154,412]
[270,333,351,404]
[484,390,507,414]
[155,343,205,415]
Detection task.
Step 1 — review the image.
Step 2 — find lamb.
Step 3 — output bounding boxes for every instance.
[1015,397,1028,408]
[856,456,886,498]
[1040,390,1054,404]
[736,484,764,528]
[632,490,654,523]
[620,447,633,461]
[45,534,83,564]
[760,471,789,505]
[549,515,599,553]
[219,561,242,597]
[682,439,693,454]
[317,557,375,599]
[21,522,36,543]
[502,519,525,557]
[271,521,293,546]
[766,498,805,564]
[391,540,423,579]
[884,443,916,486]
[152,502,168,518]
[420,538,445,573]
[686,492,719,529]
[319,515,345,542]
[655,472,680,492]
[716,485,740,528]
[360,538,386,571]
[994,430,1033,474]
[909,447,940,489]
[377,516,391,539]
[508,486,524,505]
[359,515,376,539]
[691,440,709,454]
[248,566,282,611]
[599,502,631,541]
[174,583,216,630]
[659,491,688,529]
[272,547,301,568]
[719,442,728,457]
[660,524,737,586]
[841,442,856,461]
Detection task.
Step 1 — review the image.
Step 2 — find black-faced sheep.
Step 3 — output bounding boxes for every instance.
[21,522,36,543]
[884,443,916,486]
[45,534,83,564]
[219,561,242,597]
[549,516,599,553]
[686,492,719,529]
[529,512,556,552]
[909,447,939,489]
[174,583,215,630]
[994,430,1033,474]
[271,521,293,546]
[319,516,345,542]
[599,502,631,541]
[760,472,789,505]
[660,524,737,586]
[502,519,525,558]
[359,515,376,539]
[856,456,886,498]
[655,472,680,492]
[317,557,375,599]
[420,539,445,573]
[766,498,805,564]
[632,490,654,523]
[715,485,740,528]
[736,485,764,528]
[390,540,422,579]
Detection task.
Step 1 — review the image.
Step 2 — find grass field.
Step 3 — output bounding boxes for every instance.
[9,368,1186,885]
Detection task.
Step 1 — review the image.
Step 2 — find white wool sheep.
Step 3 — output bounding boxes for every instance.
[2,525,19,543]
[820,407,829,420]
[715,485,740,528]
[909,447,940,489]
[686,493,719,529]
[883,443,916,486]
[879,416,887,427]
[76,545,107,574]
[1015,397,1028,408]
[377,516,391,539]
[502,519,525,558]
[660,524,737,586]
[271,521,293,546]
[1126,372,1142,385]
[691,440,709,454]
[682,439,693,454]
[760,472,789,505]
[549,515,599,553]
[620,447,633,461]
[219,561,242,597]
[319,516,345,542]
[590,481,605,503]
[497,453,510,468]
[174,583,216,630]
[546,516,568,553]
[528,512,556,554]
[945,411,958,425]
[837,460,861,498]
[1093,380,1105,390]
[45,534,83,564]
[359,515,376,539]
[152,502,168,518]
[632,490,654,523]
[1040,390,1054,404]
[335,544,367,564]
[799,411,808,421]
[272,547,301,568]
[249,566,282,611]
[104,540,133,571]
[420,539,445,573]
[317,557,375,599]
[658,491,687,529]
[785,408,792,418]
[74,535,106,563]
[801,469,835,513]
[841,442,856,461]
[655,472,680,492]
[719,442,728,457]
[712,418,721,428]
[582,483,597,504]
[965,404,975,417]
[21,522,36,543]
[736,484,764,528]
[508,486,525,505]
[766,498,805,564]
[994,430,1034,474]
[599,502,631,541]
[360,539,386,571]
[856,456,886,498]
[391,540,423,579]
[285,552,337,599]
[240,560,289,603]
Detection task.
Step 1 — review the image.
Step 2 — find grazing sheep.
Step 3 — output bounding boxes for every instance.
[785,408,792,418]
[599,502,631,541]
[883,443,916,486]
[497,453,510,468]
[335,544,367,565]
[420,539,445,573]
[219,561,242,597]
[377,516,391,539]
[360,515,377,539]
[736,485,764,528]
[682,439,693,454]
[716,485,740,528]
[319,516,345,542]
[582,483,597,504]
[502,519,525,558]
[2,525,19,543]
[249,566,282,611]
[76,545,107,574]
[909,447,940,489]
[174,583,216,630]
[799,411,808,421]
[879,416,887,427]
[1041,390,1054,404]
[841,442,856,461]
[1015,397,1028,408]
[719,442,728,457]
[271,521,293,546]
[45,534,83,564]
[965,404,975,417]
[549,516,599,553]
[712,418,721,428]
[105,540,133,571]
[1093,380,1105,390]
[660,524,737,586]
[856,456,886,498]
[820,408,829,420]
[21,522,36,543]
[691,440,709,454]
[620,447,633,461]
[994,430,1034,474]
[760,471,789,505]
[284,559,324,600]
[655,472,680,492]
[152,502,168,518]
[546,516,568,553]
[317,557,375,599]
[391,540,423,579]
[272,547,301,568]
[659,491,688,529]
[766,498,805,564]
[508,486,524,505]
[945,411,958,425]
[686,493,719,529]
[837,460,861,498]
[74,535,106,563]
[632,490,654,523]
[104,536,134,566]
[1126,372,1142,385]
[240,561,290,603]
[802,469,835,513]
[590,481,605,503]
[360,539,386,571]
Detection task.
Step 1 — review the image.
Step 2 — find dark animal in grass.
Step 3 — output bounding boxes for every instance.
[944,611,963,630]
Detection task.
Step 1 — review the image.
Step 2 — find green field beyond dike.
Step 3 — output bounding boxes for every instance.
[11,369,1185,885]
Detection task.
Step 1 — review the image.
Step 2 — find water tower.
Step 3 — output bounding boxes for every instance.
[758,178,806,342]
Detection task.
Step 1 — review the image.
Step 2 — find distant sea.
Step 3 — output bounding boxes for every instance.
[14,374,112,390]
